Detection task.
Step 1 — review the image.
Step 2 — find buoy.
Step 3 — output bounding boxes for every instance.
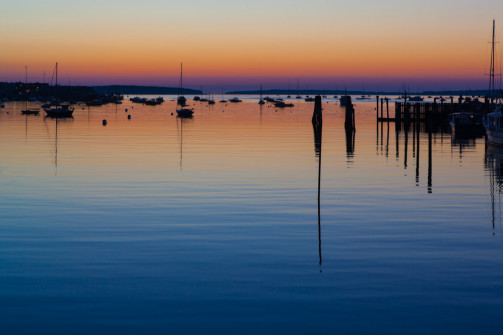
[102,119,107,126]
[125,108,128,112]
[171,113,173,115]
[127,114,131,120]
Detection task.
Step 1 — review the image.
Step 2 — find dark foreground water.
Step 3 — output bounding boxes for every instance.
[1,98,502,334]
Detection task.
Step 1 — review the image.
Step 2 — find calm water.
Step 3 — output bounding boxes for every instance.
[1,97,502,334]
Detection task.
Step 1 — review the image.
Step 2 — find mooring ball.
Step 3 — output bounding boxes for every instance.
[171,113,173,115]
[128,114,131,119]
[102,119,107,125]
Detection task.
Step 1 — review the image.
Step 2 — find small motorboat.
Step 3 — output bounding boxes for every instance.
[44,104,74,117]
[274,101,294,108]
[21,109,40,115]
[176,108,194,117]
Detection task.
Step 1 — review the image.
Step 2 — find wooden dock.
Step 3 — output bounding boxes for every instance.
[376,95,491,125]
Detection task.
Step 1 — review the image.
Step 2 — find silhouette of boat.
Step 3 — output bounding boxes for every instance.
[177,63,187,106]
[229,97,242,103]
[21,109,39,115]
[258,84,265,105]
[176,108,194,117]
[44,104,74,117]
[274,101,294,108]
[21,99,39,115]
[450,112,484,135]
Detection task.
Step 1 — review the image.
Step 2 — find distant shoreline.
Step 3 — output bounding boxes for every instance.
[92,85,202,95]
[226,89,493,96]
[0,82,493,97]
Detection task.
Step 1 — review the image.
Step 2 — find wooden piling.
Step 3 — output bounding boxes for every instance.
[386,98,389,119]
[345,97,355,131]
[376,95,379,121]
[312,95,323,126]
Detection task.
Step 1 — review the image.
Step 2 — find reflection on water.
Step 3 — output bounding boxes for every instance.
[1,99,503,334]
[312,97,323,268]
[176,116,193,171]
[485,144,503,235]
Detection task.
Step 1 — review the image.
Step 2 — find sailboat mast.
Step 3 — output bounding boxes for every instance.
[56,62,59,87]
[490,20,495,106]
[180,63,183,94]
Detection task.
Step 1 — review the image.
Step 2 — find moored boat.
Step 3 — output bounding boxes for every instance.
[450,112,484,136]
[274,101,294,108]
[44,104,74,117]
[176,108,194,117]
[484,106,503,145]
[21,109,40,115]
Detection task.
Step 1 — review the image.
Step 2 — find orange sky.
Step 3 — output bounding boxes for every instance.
[1,1,502,90]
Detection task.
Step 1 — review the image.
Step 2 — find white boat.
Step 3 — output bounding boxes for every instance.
[485,106,503,145]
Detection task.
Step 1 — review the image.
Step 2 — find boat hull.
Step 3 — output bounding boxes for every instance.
[176,109,194,117]
[45,110,74,117]
[486,129,503,146]
[21,109,40,115]
[450,123,484,136]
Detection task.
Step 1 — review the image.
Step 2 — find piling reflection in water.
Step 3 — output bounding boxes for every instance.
[345,126,355,163]
[312,96,323,268]
[176,115,193,171]
[485,144,503,235]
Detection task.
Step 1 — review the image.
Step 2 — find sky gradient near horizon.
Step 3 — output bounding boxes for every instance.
[1,0,503,91]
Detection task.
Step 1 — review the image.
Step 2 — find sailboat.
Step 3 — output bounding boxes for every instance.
[176,63,187,107]
[220,87,227,103]
[258,84,265,105]
[208,94,215,105]
[44,63,74,117]
[176,63,194,117]
[295,79,302,99]
[484,20,503,145]
[21,66,40,115]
